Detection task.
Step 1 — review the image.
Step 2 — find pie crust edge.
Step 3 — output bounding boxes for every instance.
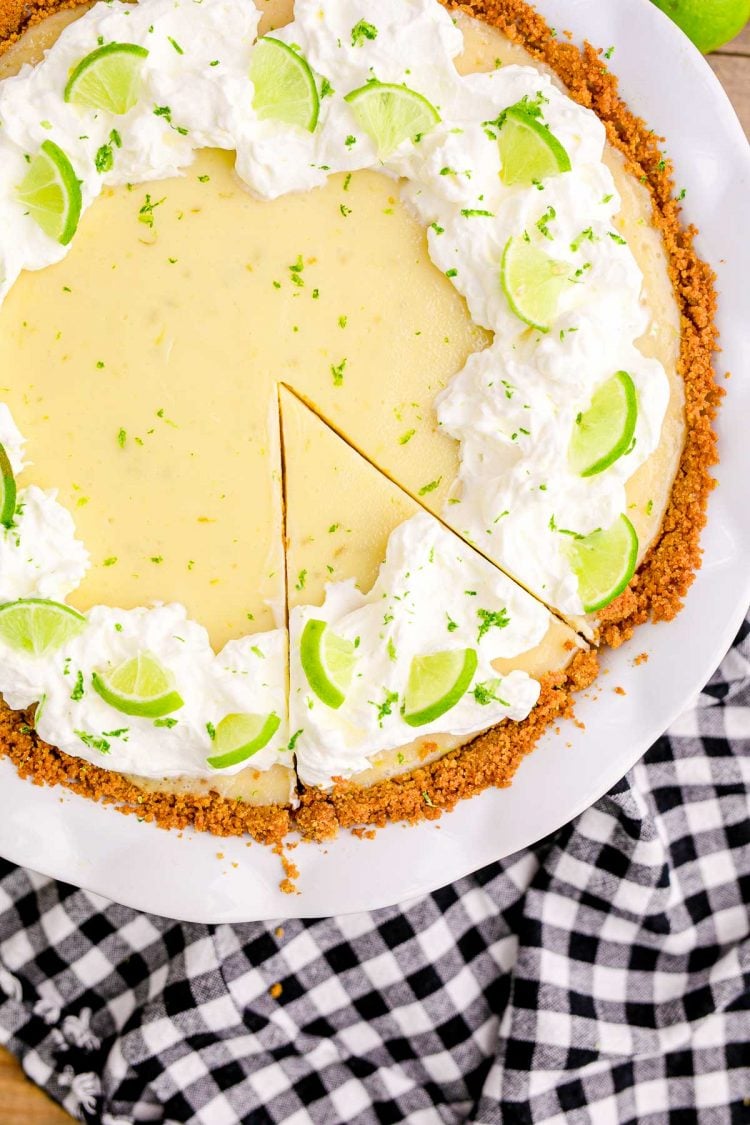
[0,0,719,846]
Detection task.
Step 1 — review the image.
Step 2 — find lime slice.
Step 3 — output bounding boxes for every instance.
[498,106,571,185]
[16,140,82,246]
[249,37,320,132]
[569,371,638,478]
[566,514,639,613]
[206,712,281,769]
[0,598,86,657]
[299,618,356,709]
[64,42,149,114]
[344,81,440,158]
[403,648,478,728]
[501,235,570,332]
[0,443,17,528]
[92,651,184,717]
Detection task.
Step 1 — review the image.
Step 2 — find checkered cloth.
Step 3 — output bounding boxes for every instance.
[0,621,748,1124]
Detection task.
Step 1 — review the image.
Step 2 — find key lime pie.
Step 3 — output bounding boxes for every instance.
[0,0,718,845]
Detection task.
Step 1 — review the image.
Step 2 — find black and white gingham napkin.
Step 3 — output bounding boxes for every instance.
[0,619,748,1124]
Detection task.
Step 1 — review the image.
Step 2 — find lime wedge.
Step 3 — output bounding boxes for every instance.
[569,371,638,478]
[64,42,148,114]
[206,712,281,769]
[501,235,570,332]
[566,514,639,613]
[92,651,184,717]
[0,443,17,528]
[16,140,82,246]
[344,81,440,158]
[403,648,478,728]
[498,106,571,186]
[299,618,356,709]
[249,37,320,132]
[0,598,86,657]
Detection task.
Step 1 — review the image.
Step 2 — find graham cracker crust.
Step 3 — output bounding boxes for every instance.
[0,0,719,849]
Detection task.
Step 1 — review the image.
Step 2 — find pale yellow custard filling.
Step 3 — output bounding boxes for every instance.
[0,0,685,808]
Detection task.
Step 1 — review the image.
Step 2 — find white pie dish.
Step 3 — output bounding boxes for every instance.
[0,0,748,922]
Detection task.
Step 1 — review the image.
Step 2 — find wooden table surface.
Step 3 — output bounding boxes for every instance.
[0,20,748,1125]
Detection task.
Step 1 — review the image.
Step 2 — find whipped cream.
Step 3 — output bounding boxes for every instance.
[0,406,89,601]
[291,512,549,787]
[0,0,671,782]
[0,603,289,778]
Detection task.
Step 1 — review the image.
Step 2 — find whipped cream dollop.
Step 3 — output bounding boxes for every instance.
[291,512,550,788]
[0,407,89,602]
[0,603,289,778]
[0,0,670,782]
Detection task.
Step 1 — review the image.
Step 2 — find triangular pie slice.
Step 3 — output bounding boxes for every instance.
[281,386,587,793]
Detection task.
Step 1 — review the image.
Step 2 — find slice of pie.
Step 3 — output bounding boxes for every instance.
[0,0,718,846]
[281,386,588,830]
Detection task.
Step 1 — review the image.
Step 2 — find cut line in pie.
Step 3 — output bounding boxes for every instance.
[0,0,719,847]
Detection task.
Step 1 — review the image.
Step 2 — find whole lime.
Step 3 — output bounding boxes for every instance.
[650,0,750,53]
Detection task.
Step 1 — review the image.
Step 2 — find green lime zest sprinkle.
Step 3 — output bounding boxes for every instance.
[138,193,166,228]
[331,358,347,386]
[76,730,110,754]
[536,206,556,240]
[477,607,510,642]
[369,688,398,727]
[351,19,378,46]
[418,477,441,496]
[473,681,509,706]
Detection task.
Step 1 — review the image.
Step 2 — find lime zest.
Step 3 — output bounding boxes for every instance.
[206,712,281,769]
[0,598,86,657]
[16,139,82,245]
[64,42,149,114]
[249,37,320,132]
[299,618,356,709]
[500,235,570,332]
[403,648,478,727]
[0,443,17,528]
[569,371,638,477]
[92,651,184,717]
[344,80,440,158]
[498,105,571,186]
[566,514,639,613]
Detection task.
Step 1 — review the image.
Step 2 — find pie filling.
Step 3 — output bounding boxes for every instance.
[0,0,686,798]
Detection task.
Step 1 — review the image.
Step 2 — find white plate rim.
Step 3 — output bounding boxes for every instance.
[0,0,748,922]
